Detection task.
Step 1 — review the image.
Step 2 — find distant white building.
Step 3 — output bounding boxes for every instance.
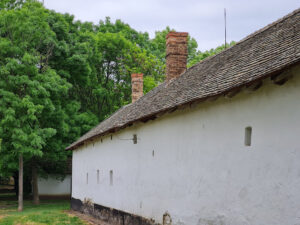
[38,175,71,197]
[67,9,300,225]
[38,158,71,198]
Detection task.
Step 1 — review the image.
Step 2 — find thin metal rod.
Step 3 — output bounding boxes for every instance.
[224,8,227,49]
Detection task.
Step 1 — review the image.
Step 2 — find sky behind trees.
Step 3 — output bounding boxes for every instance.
[44,0,299,51]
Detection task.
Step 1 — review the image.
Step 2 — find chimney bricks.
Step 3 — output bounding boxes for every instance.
[166,32,188,81]
[131,73,143,103]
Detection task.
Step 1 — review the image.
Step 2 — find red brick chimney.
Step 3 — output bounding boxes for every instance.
[166,32,188,81]
[131,73,143,103]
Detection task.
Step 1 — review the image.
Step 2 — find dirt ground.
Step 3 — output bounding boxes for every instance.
[66,210,112,225]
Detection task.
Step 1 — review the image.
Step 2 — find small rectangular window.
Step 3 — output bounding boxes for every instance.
[133,134,137,144]
[97,170,100,184]
[245,127,252,146]
[110,170,113,186]
[86,173,88,184]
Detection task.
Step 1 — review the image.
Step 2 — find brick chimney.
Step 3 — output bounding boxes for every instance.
[166,32,188,81]
[131,73,143,103]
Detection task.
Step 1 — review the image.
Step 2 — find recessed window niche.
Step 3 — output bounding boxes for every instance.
[133,134,137,144]
[110,170,113,186]
[245,126,252,146]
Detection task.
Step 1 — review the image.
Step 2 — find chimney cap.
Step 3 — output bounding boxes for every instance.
[131,73,143,78]
[166,32,188,39]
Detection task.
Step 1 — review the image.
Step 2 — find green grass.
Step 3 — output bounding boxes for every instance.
[0,193,86,225]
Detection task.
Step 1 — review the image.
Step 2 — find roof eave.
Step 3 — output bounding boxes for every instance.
[66,60,300,151]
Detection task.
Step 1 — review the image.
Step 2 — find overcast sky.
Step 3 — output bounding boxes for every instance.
[44,0,299,51]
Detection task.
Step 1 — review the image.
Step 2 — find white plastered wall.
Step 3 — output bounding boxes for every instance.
[72,66,300,225]
[38,175,71,195]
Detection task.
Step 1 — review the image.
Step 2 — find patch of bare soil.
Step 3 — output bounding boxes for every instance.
[65,210,111,225]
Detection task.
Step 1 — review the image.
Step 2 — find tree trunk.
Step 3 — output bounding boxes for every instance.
[32,160,40,205]
[18,154,23,212]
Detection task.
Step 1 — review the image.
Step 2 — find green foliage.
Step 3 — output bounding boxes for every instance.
[0,1,234,181]
[188,41,236,68]
[0,0,25,10]
[148,26,172,64]
[0,1,77,177]
[98,17,150,49]
[89,31,165,119]
[144,76,158,94]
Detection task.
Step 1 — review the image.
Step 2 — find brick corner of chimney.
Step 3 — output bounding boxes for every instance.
[165,32,188,82]
[131,73,144,103]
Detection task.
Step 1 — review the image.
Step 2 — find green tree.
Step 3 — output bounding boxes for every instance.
[0,1,235,211]
[98,17,151,50]
[49,16,165,121]
[0,1,74,209]
[0,0,24,10]
[90,31,164,117]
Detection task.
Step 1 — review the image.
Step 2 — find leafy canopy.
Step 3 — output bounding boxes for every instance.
[0,0,235,178]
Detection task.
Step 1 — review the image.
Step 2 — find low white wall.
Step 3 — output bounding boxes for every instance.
[38,175,71,195]
[72,67,300,225]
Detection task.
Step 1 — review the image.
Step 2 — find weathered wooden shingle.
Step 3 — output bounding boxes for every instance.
[67,8,300,150]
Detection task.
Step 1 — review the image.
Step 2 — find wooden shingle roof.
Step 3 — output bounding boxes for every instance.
[67,8,300,151]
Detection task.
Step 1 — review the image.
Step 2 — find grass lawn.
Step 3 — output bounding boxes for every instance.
[0,193,86,225]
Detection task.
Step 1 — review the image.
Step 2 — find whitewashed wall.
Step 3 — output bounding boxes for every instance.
[38,175,71,195]
[72,66,300,225]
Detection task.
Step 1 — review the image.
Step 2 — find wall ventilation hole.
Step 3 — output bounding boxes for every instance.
[133,134,137,144]
[152,150,155,157]
[245,126,252,146]
[111,135,113,140]
[110,170,113,186]
[97,170,100,184]
[86,173,88,184]
[101,138,103,143]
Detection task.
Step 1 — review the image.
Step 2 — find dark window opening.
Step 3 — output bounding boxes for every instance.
[245,126,252,146]
[110,170,113,186]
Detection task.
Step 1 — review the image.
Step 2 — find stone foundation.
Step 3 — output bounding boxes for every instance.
[71,197,160,225]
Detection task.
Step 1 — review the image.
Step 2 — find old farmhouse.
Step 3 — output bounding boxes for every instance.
[67,9,300,225]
